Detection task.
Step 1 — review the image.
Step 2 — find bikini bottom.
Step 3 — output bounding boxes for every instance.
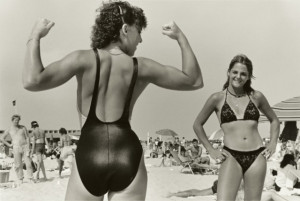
[223,146,265,174]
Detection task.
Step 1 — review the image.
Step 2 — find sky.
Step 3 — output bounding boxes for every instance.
[1,0,300,140]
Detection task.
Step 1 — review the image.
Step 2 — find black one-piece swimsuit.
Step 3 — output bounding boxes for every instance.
[75,49,143,196]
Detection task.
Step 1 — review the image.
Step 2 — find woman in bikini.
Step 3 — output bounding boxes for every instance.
[23,1,203,200]
[193,54,279,201]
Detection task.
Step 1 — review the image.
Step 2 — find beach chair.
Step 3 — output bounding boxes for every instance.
[169,149,219,175]
[169,149,197,174]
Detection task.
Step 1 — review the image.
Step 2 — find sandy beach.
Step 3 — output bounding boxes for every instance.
[0,156,299,201]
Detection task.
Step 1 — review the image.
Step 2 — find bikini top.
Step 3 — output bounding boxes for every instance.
[220,89,260,125]
[83,49,138,127]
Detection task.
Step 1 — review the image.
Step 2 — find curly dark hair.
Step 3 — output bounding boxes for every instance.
[59,127,67,135]
[91,1,147,49]
[222,54,255,94]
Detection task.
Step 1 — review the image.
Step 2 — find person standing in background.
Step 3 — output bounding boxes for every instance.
[0,115,34,184]
[57,127,71,178]
[31,121,48,181]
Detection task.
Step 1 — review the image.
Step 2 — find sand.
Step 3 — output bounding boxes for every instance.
[0,156,299,201]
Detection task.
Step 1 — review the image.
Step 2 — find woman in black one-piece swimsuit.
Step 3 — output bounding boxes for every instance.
[23,1,204,200]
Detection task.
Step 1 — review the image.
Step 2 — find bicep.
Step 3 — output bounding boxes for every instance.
[139,58,197,90]
[32,51,84,90]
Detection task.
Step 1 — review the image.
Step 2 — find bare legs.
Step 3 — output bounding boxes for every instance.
[65,155,147,201]
[166,188,213,198]
[57,158,64,178]
[36,153,47,180]
[217,151,266,201]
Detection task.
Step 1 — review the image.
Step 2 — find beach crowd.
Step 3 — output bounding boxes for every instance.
[0,116,77,185]
[0,0,299,200]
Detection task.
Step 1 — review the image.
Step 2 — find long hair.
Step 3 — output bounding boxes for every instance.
[222,54,255,94]
[91,1,147,49]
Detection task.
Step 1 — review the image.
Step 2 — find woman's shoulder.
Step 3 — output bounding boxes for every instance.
[63,49,96,68]
[208,91,226,103]
[250,90,266,102]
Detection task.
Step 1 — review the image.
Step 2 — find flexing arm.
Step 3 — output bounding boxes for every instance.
[138,21,203,90]
[193,93,228,161]
[257,91,280,158]
[23,18,84,91]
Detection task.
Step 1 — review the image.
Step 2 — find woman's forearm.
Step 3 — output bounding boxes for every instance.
[269,119,280,144]
[193,124,214,153]
[23,38,44,90]
[177,33,203,88]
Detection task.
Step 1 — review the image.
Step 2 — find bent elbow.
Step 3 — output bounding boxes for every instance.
[23,79,40,91]
[189,79,204,90]
[194,81,204,89]
[193,121,200,132]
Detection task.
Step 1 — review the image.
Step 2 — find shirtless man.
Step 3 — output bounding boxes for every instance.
[31,121,48,181]
[0,115,34,184]
[186,139,210,165]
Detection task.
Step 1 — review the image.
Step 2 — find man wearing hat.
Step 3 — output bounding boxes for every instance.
[31,121,48,181]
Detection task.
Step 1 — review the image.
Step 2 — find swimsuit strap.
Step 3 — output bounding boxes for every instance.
[88,51,138,121]
[247,93,252,102]
[89,48,101,116]
[224,88,229,103]
[121,57,138,119]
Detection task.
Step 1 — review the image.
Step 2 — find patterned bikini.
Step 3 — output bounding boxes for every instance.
[220,89,265,174]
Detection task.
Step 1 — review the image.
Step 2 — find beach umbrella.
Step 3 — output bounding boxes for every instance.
[259,96,300,122]
[209,129,224,140]
[155,129,179,137]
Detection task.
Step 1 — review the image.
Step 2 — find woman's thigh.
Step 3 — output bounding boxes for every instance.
[108,154,148,201]
[65,158,104,201]
[244,154,266,201]
[217,152,243,201]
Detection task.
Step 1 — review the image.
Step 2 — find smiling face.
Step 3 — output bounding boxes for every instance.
[227,63,250,89]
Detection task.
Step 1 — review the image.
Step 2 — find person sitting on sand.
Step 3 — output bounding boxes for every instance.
[157,150,176,167]
[186,138,210,165]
